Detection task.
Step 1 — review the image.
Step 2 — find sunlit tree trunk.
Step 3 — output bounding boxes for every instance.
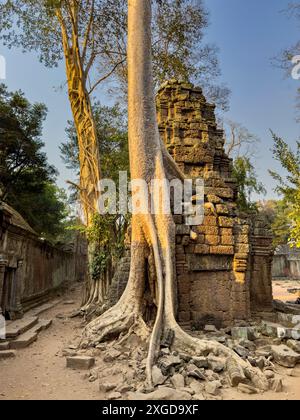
[81,0,269,391]
[56,5,108,311]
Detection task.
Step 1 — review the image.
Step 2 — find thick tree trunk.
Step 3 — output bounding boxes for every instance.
[57,8,109,312]
[81,0,269,392]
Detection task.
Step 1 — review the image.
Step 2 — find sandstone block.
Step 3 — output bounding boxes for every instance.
[218,216,234,228]
[203,216,217,226]
[210,245,234,255]
[221,235,234,245]
[271,345,300,368]
[216,204,229,215]
[195,244,210,254]
[205,235,220,245]
[66,356,95,370]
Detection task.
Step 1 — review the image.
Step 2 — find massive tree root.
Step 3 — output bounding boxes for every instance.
[81,0,269,394]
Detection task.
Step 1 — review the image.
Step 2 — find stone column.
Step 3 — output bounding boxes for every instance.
[0,255,8,316]
[10,259,24,319]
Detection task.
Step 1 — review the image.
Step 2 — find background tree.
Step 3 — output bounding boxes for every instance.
[269,132,300,247]
[81,0,269,391]
[0,0,229,309]
[60,102,129,312]
[257,200,291,248]
[232,156,266,212]
[223,120,265,211]
[0,84,67,240]
[224,120,260,159]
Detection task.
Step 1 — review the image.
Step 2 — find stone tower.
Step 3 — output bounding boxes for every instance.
[156,80,274,326]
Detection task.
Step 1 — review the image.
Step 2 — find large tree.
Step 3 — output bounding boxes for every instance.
[0,0,229,310]
[0,84,67,239]
[81,0,269,391]
[60,103,129,312]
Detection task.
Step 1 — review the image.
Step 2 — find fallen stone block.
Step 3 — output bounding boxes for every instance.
[226,357,246,387]
[270,378,283,393]
[261,321,287,339]
[233,344,249,359]
[231,327,256,341]
[108,391,122,400]
[271,345,300,368]
[277,312,300,327]
[207,356,225,373]
[152,365,167,387]
[128,387,191,400]
[66,355,95,370]
[170,373,185,389]
[188,379,204,395]
[287,339,300,353]
[0,350,16,359]
[205,380,222,396]
[204,324,218,333]
[192,356,208,369]
[158,355,181,375]
[237,383,258,395]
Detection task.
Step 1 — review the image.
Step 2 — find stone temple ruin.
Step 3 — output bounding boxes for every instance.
[157,80,274,327]
[112,80,274,327]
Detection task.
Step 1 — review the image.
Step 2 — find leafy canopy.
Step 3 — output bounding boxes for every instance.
[0,83,67,240]
[0,0,230,109]
[269,132,300,247]
[232,156,266,212]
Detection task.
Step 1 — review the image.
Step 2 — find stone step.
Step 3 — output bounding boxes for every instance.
[0,341,10,350]
[278,312,300,327]
[31,319,52,334]
[29,300,61,317]
[5,316,39,339]
[10,330,38,349]
[262,320,300,341]
[0,350,16,359]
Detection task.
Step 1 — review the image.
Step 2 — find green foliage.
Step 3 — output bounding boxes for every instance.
[60,103,129,275]
[269,132,300,247]
[258,200,291,247]
[0,84,67,240]
[232,156,266,212]
[0,0,230,109]
[86,213,129,280]
[60,102,129,203]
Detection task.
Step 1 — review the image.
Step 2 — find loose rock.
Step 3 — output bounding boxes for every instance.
[66,356,95,370]
[237,384,258,395]
[170,373,185,389]
[271,344,300,368]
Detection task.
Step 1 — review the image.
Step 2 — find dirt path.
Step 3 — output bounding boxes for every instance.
[0,282,299,400]
[0,286,103,400]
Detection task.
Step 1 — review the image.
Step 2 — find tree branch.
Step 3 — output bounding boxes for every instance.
[88,59,126,94]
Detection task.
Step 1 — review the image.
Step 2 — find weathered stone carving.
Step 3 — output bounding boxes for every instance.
[110,80,274,327]
[156,80,274,325]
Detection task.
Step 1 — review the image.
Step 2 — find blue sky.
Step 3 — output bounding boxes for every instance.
[0,0,299,199]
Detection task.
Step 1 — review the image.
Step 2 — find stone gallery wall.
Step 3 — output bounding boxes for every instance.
[156,80,274,326]
[272,245,300,280]
[0,203,87,319]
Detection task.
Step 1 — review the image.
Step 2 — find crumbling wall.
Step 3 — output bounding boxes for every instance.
[157,80,273,326]
[0,204,87,317]
[109,80,274,326]
[272,245,300,280]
